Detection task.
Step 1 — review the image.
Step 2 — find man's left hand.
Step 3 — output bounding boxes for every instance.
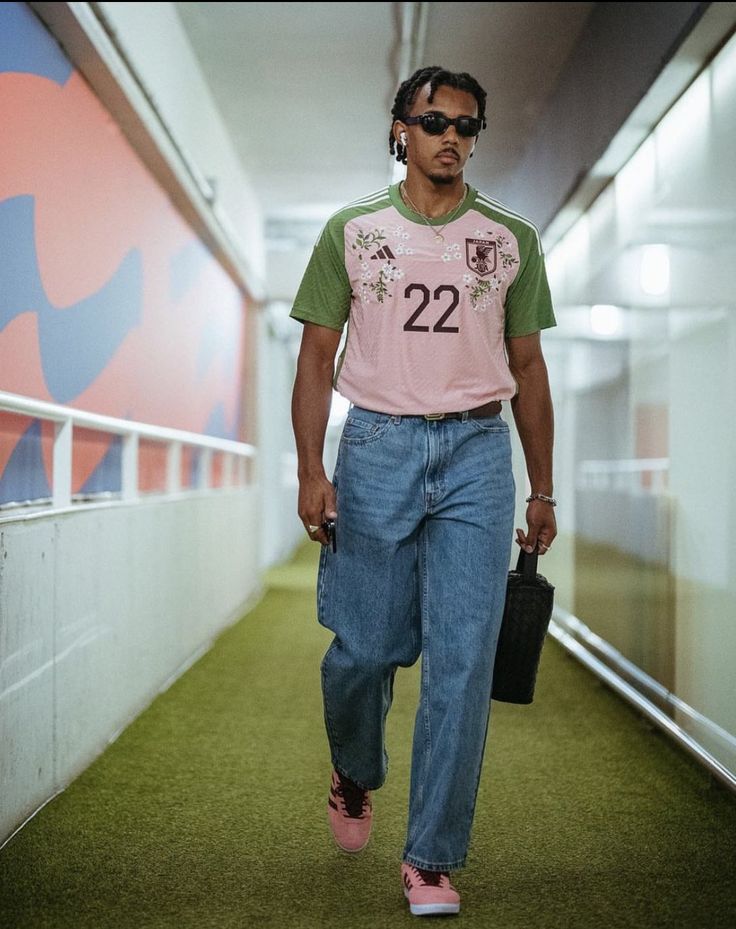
[515,499,557,555]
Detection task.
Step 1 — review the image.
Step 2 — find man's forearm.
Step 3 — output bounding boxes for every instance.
[509,357,554,495]
[291,353,334,479]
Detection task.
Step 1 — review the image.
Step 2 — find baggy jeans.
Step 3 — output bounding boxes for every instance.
[317,405,515,872]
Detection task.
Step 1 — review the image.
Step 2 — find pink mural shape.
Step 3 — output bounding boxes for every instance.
[0,3,247,505]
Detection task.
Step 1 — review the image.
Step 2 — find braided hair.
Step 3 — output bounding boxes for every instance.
[389,66,487,164]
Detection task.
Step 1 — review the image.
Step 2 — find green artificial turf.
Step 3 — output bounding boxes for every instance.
[1,541,735,928]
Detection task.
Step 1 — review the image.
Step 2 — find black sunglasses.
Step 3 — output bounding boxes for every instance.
[403,112,485,138]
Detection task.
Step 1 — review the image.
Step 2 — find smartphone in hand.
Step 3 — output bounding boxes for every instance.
[322,518,337,553]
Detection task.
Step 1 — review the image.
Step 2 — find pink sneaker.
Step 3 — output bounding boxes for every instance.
[401,863,461,916]
[327,769,373,853]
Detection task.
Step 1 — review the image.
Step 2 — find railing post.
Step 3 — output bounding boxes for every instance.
[222,453,235,488]
[2,392,254,513]
[52,418,73,508]
[167,441,182,493]
[121,431,139,501]
[198,447,213,490]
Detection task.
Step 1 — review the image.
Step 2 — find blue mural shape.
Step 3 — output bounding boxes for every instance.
[203,400,238,441]
[79,434,122,496]
[0,195,143,403]
[169,237,210,304]
[0,2,73,84]
[0,419,52,505]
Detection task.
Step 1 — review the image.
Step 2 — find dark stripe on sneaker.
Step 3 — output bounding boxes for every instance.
[417,868,444,887]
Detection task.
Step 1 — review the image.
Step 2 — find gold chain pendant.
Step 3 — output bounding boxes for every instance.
[400,181,465,247]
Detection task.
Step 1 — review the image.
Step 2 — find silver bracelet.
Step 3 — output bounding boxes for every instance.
[526,492,557,506]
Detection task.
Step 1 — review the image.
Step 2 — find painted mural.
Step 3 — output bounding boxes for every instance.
[0,3,246,505]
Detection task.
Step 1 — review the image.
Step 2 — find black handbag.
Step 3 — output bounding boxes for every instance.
[491,548,555,704]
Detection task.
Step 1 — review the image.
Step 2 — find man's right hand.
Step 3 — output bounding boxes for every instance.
[298,473,338,545]
[291,321,343,545]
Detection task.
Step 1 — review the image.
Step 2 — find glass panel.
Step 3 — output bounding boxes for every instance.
[547,34,736,774]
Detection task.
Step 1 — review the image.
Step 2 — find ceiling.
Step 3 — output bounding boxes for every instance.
[174,1,596,261]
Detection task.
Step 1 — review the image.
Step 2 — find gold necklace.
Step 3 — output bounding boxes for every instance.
[400,181,467,244]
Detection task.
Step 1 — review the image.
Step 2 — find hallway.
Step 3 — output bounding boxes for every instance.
[2,543,734,928]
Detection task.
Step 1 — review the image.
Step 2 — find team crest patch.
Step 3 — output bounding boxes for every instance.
[465,239,497,277]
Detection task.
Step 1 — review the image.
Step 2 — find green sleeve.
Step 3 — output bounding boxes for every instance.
[290,218,351,331]
[504,231,556,338]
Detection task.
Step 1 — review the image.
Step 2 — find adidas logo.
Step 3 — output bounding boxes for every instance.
[370,246,396,260]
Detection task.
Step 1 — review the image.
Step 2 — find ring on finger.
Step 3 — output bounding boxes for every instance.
[306,524,320,534]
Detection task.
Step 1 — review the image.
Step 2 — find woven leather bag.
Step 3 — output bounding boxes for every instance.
[491,548,555,704]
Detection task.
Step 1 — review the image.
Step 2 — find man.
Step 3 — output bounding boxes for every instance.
[290,66,557,917]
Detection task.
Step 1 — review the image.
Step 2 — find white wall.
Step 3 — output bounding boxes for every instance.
[256,309,302,568]
[0,489,260,843]
[256,306,344,570]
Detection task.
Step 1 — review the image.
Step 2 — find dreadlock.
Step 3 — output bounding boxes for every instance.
[389,66,487,164]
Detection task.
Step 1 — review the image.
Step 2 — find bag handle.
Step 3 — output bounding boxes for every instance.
[515,547,538,582]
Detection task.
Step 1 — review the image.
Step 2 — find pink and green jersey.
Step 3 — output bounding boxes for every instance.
[290,182,556,415]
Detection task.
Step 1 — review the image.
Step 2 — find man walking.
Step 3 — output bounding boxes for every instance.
[290,66,557,916]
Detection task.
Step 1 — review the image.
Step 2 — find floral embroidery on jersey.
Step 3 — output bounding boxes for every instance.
[352,228,386,260]
[470,231,518,274]
[389,224,411,241]
[467,279,493,311]
[488,232,518,272]
[464,230,518,310]
[352,226,402,303]
[360,264,402,303]
[441,242,462,262]
[466,274,503,311]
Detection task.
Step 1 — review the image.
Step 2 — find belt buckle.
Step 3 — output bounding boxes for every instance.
[424,412,446,420]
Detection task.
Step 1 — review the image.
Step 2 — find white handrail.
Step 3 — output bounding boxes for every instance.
[579,457,669,473]
[0,391,255,455]
[0,390,256,512]
[577,457,669,494]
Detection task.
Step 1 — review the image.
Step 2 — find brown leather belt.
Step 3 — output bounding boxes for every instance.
[419,400,502,420]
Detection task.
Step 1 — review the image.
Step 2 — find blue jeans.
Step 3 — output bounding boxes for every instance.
[317,405,515,871]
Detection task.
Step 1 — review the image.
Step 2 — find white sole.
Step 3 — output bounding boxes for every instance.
[404,890,460,916]
[332,835,369,853]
